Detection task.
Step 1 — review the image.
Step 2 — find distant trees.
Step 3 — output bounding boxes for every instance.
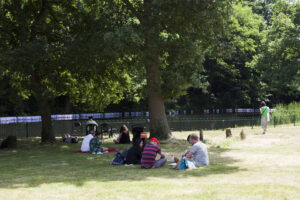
[203,2,266,108]
[250,0,300,104]
[176,0,299,110]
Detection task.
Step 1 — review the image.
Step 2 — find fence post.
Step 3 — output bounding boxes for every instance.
[294,115,296,126]
[273,116,276,128]
[199,129,204,142]
[222,120,225,130]
[26,122,29,138]
[251,108,254,129]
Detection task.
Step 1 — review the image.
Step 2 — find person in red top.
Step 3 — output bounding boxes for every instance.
[141,137,167,169]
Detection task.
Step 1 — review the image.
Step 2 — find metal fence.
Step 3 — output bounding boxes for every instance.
[1,113,299,138]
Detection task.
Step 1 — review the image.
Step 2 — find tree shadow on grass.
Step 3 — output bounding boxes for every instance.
[0,138,245,188]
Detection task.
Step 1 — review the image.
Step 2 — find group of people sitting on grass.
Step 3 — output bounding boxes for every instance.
[122,132,209,169]
[68,123,209,169]
[78,124,133,154]
[80,130,108,154]
[112,125,209,169]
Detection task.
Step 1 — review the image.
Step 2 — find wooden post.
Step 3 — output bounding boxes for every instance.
[199,129,204,142]
[226,128,232,138]
[240,129,246,140]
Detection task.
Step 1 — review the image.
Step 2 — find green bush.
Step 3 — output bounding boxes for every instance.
[272,102,300,125]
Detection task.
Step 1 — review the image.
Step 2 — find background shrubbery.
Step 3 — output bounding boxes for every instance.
[272,102,300,125]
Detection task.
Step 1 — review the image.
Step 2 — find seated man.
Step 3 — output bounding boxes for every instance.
[89,132,108,154]
[81,130,95,152]
[141,137,167,169]
[185,133,209,166]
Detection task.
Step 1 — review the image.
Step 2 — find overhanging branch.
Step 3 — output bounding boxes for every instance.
[121,0,142,22]
[30,0,49,40]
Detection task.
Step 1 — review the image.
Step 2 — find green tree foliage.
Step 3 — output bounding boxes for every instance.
[0,0,73,142]
[250,0,300,104]
[182,2,266,110]
[174,0,299,111]
[0,0,138,142]
[98,0,234,139]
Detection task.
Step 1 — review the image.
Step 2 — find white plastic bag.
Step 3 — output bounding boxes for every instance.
[186,160,196,170]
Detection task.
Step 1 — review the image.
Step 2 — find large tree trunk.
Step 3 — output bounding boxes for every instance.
[145,49,171,139]
[64,95,71,113]
[143,0,170,139]
[38,97,56,143]
[32,72,56,143]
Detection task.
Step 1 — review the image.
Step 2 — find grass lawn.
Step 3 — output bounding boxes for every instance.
[0,125,300,200]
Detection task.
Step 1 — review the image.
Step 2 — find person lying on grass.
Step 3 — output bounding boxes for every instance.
[62,133,78,143]
[89,132,108,154]
[185,133,209,166]
[141,137,167,169]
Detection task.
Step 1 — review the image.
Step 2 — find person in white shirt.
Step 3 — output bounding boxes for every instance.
[186,133,209,166]
[81,130,95,151]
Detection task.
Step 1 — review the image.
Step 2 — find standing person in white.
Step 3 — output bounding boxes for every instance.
[260,101,270,134]
[81,130,95,151]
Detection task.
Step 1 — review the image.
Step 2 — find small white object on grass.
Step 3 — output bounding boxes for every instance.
[168,163,177,166]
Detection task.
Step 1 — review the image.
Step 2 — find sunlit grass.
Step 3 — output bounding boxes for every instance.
[0,125,300,200]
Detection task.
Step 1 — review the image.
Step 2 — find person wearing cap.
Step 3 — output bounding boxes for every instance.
[141,137,167,169]
[185,133,209,166]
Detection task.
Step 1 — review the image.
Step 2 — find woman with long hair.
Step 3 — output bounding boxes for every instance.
[114,125,131,144]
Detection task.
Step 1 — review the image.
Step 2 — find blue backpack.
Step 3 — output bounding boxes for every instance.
[111,152,125,165]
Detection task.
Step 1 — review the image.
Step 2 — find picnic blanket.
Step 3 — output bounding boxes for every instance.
[76,149,119,154]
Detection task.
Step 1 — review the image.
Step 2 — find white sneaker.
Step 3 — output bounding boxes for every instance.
[92,152,96,155]
[97,152,103,155]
